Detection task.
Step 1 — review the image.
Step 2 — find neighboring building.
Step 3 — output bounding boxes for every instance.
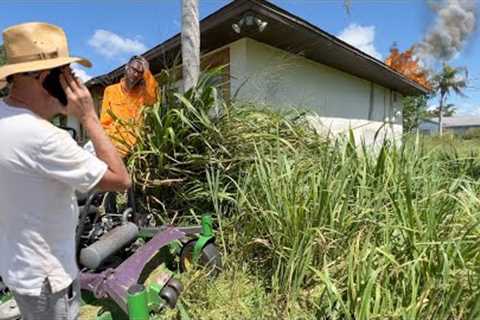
[84,0,428,144]
[419,117,480,135]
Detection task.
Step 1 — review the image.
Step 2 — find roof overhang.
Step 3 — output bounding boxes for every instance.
[87,0,429,96]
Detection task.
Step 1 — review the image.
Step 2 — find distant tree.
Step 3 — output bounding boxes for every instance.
[426,103,457,118]
[402,94,429,132]
[431,64,467,135]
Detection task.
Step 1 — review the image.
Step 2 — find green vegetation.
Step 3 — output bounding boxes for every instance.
[418,133,480,157]
[402,95,430,133]
[85,70,480,319]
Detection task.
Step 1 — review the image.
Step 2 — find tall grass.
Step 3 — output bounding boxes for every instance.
[234,137,480,319]
[125,71,480,319]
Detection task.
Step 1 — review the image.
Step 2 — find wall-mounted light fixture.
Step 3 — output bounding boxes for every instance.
[232,13,268,34]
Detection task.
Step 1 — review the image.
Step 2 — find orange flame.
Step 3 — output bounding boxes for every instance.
[385,46,431,90]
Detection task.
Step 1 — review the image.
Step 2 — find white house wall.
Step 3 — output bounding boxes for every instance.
[229,38,403,142]
[66,116,82,141]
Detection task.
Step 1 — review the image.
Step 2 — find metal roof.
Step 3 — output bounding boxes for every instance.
[427,117,480,128]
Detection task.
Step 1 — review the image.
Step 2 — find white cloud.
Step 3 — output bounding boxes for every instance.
[88,29,147,59]
[338,23,382,60]
[71,65,92,83]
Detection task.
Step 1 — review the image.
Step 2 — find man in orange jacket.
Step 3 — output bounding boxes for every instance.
[100,55,158,157]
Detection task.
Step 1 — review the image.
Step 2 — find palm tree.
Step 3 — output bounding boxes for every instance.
[181,0,200,92]
[428,103,457,118]
[431,64,467,136]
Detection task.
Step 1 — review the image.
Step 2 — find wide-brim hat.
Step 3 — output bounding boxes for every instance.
[0,22,92,89]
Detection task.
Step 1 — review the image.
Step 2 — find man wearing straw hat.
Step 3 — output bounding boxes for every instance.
[0,22,131,319]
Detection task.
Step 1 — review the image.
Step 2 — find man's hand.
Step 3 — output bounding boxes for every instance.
[136,56,149,72]
[59,67,97,122]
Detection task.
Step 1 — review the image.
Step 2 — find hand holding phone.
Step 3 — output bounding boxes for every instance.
[58,67,97,122]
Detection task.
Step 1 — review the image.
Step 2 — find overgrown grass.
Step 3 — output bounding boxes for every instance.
[97,71,480,319]
[232,138,480,319]
[418,133,480,157]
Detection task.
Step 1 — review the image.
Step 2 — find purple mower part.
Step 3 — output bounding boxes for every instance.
[80,226,185,313]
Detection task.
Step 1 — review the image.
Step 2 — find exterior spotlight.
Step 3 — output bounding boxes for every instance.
[232,22,242,34]
[232,14,268,34]
[255,17,268,32]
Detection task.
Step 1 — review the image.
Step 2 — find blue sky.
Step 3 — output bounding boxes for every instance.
[1,1,479,114]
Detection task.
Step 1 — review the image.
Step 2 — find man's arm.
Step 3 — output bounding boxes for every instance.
[143,69,159,105]
[138,56,158,105]
[60,67,130,192]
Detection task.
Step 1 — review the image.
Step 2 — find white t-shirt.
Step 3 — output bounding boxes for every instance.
[0,100,107,295]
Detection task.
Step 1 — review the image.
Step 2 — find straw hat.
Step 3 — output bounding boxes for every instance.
[0,22,92,89]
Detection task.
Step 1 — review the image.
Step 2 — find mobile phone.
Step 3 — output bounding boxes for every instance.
[42,67,68,106]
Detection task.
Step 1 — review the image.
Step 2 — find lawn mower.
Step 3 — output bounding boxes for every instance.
[76,190,222,319]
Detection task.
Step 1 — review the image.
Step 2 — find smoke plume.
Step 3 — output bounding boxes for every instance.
[417,0,476,62]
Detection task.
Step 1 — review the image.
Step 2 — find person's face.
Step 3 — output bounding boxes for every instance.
[125,60,144,87]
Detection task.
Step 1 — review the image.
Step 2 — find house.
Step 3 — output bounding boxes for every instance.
[85,0,428,144]
[419,117,480,135]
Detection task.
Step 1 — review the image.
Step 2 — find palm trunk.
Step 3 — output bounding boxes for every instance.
[438,93,444,136]
[181,0,200,92]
